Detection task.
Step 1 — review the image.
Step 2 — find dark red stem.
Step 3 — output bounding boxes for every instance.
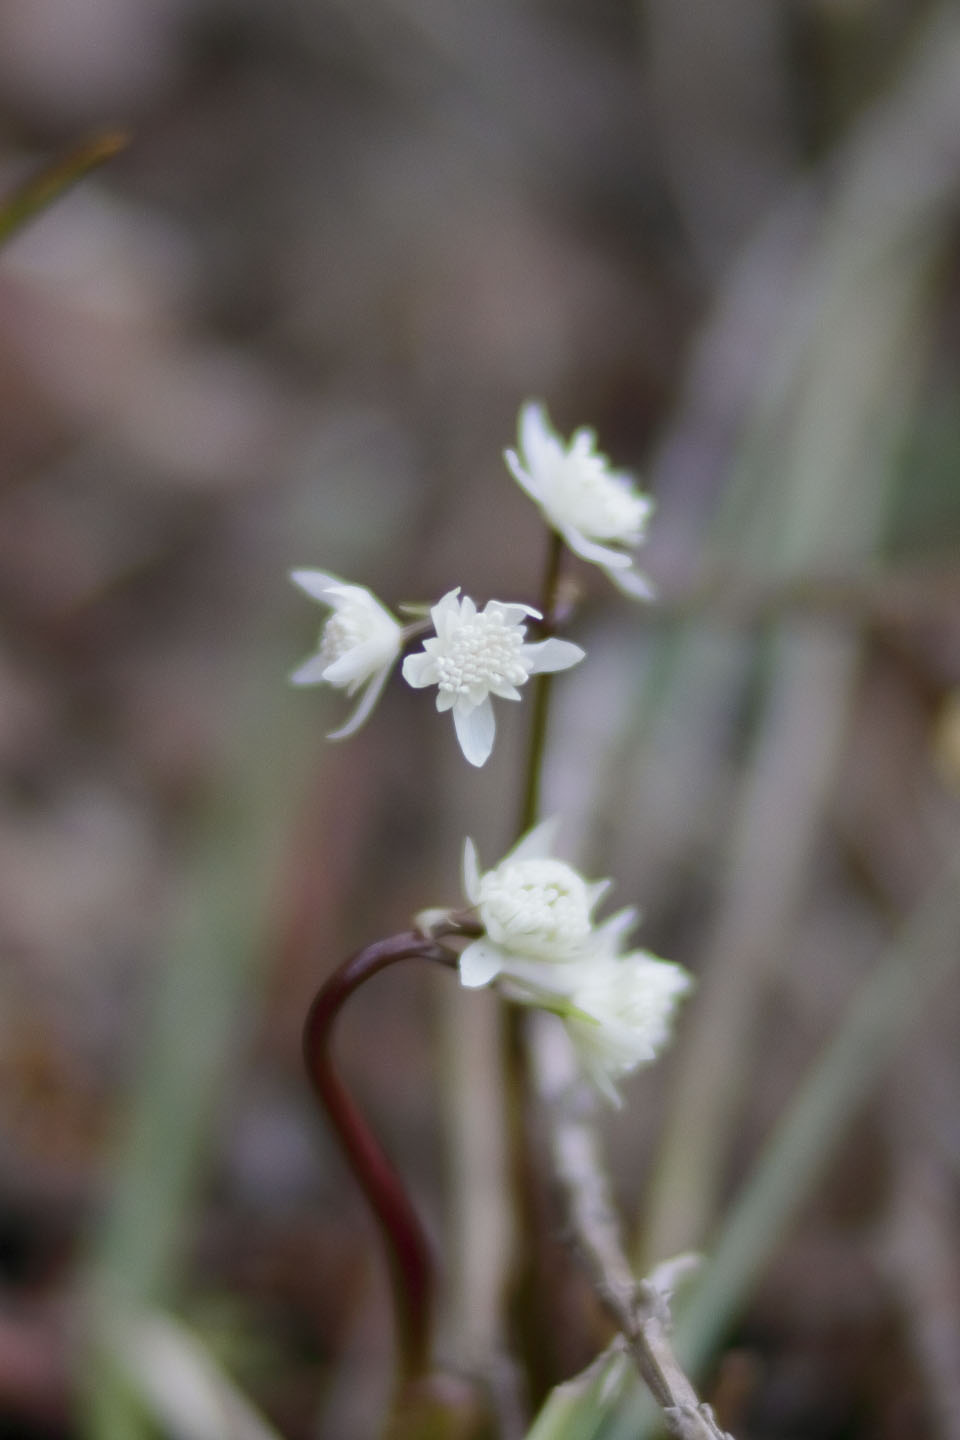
[303,932,456,1385]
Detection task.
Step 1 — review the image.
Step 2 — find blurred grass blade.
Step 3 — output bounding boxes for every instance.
[81,607,314,1440]
[108,1309,286,1440]
[523,1346,630,1440]
[0,130,130,249]
[610,844,960,1438]
[640,0,960,1267]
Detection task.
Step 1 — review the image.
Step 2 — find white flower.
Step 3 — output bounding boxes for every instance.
[505,401,655,599]
[456,819,614,990]
[452,817,692,1105]
[289,570,403,738]
[401,589,584,767]
[564,953,692,1106]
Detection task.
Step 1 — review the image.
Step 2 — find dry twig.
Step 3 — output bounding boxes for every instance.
[530,1017,735,1440]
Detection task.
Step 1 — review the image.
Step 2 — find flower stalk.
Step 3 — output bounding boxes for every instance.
[517,530,566,836]
[302,932,457,1386]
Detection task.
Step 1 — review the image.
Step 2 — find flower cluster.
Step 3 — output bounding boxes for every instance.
[289,401,654,760]
[290,578,583,766]
[440,820,691,1105]
[291,401,685,1100]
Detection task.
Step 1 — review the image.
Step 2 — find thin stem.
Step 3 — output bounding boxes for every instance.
[302,932,456,1386]
[530,1019,735,1440]
[505,527,569,1397]
[516,529,566,838]
[0,131,130,250]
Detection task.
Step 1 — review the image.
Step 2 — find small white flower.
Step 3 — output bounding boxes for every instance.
[401,590,584,767]
[505,401,655,599]
[289,570,403,739]
[564,953,692,1106]
[456,819,614,990]
[451,818,692,1104]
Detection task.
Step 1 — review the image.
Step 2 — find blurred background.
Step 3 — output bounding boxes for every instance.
[2,0,960,1436]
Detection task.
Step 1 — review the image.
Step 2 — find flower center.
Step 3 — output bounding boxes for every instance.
[479,857,593,959]
[319,606,370,666]
[554,453,648,542]
[434,611,529,698]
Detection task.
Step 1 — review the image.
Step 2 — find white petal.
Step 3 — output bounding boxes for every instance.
[327,665,391,739]
[289,569,342,602]
[459,938,506,988]
[586,879,612,911]
[322,638,388,687]
[560,525,633,569]
[452,698,496,767]
[591,906,639,955]
[487,681,522,701]
[436,690,456,712]
[289,654,331,686]
[500,956,582,999]
[519,401,560,472]
[430,589,462,638]
[505,816,560,863]
[504,448,542,502]
[401,652,439,689]
[606,564,657,601]
[486,600,541,625]
[523,638,585,675]
[577,1050,624,1108]
[462,838,482,905]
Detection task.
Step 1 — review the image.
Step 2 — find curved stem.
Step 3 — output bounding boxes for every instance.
[303,932,456,1386]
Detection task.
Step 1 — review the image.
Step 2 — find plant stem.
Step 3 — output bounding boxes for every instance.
[505,528,568,1398]
[516,530,566,838]
[0,131,130,250]
[302,932,456,1387]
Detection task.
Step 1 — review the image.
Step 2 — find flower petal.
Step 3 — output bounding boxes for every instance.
[487,600,541,626]
[505,816,560,863]
[519,401,560,473]
[289,654,331,686]
[560,525,633,569]
[605,564,657,601]
[462,838,482,905]
[430,589,462,638]
[322,638,390,687]
[591,906,640,955]
[327,664,391,739]
[289,569,342,602]
[487,681,522,701]
[401,652,439,689]
[586,879,612,912]
[503,448,542,502]
[523,637,585,675]
[452,697,496,767]
[459,938,506,988]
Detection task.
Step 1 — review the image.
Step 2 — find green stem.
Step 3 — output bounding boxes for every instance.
[516,530,566,838]
[505,527,568,1399]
